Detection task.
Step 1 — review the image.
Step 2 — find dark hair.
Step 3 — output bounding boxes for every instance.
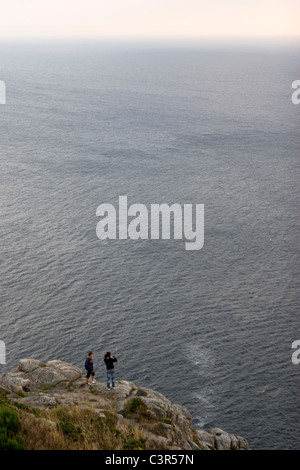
[88,351,93,357]
[104,352,111,359]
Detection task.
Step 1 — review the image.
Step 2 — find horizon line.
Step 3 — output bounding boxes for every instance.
[0,36,299,47]
[0,35,299,40]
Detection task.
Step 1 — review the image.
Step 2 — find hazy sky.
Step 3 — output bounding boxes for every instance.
[0,0,299,39]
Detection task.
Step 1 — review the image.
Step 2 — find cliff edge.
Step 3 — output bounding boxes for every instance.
[0,358,250,451]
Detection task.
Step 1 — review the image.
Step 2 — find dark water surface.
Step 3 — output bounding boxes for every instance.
[0,41,299,449]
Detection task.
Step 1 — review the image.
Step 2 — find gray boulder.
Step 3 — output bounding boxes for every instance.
[26,359,82,387]
[21,394,57,408]
[237,436,250,450]
[1,358,82,393]
[196,429,216,450]
[209,428,233,450]
[188,440,202,450]
[46,360,82,382]
[197,427,250,450]
[19,358,44,373]
[0,371,32,393]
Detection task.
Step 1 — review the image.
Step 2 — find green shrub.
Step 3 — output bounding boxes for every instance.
[59,420,84,441]
[0,406,21,434]
[0,391,7,402]
[0,406,25,450]
[126,397,143,413]
[94,416,105,430]
[123,435,146,450]
[123,397,153,421]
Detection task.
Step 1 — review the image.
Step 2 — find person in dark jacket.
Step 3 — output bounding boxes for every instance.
[104,352,117,390]
[85,351,95,385]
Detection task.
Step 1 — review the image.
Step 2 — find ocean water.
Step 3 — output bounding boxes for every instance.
[0,41,299,449]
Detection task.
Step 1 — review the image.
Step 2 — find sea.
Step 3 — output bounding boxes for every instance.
[0,39,299,450]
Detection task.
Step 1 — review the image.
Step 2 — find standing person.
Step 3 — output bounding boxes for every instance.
[104,352,117,390]
[85,351,96,385]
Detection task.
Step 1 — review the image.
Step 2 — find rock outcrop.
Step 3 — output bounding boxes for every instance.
[2,359,81,393]
[0,358,249,451]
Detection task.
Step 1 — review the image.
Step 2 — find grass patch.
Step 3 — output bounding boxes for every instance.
[59,420,84,441]
[123,435,146,450]
[126,397,143,413]
[122,425,147,450]
[0,390,177,450]
[123,397,153,421]
[12,401,32,412]
[11,400,43,418]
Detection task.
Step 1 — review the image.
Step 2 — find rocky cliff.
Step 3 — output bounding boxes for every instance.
[0,358,249,450]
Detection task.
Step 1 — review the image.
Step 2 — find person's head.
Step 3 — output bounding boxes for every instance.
[105,352,111,359]
[88,351,93,358]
